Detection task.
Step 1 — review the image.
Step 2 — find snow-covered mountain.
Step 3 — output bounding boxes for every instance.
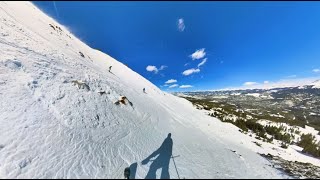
[209,77,320,92]
[310,80,320,89]
[0,2,290,178]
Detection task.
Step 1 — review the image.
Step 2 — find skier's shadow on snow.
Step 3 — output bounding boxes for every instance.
[142,133,173,179]
[129,162,137,179]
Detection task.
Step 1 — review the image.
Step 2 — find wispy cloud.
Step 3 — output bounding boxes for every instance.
[190,48,206,60]
[243,82,258,86]
[146,65,158,73]
[286,75,297,78]
[53,1,59,18]
[169,84,178,88]
[264,81,269,84]
[165,79,177,84]
[313,69,320,73]
[164,84,169,87]
[182,68,200,76]
[198,58,207,68]
[184,63,190,66]
[177,18,185,32]
[159,65,167,71]
[180,85,193,88]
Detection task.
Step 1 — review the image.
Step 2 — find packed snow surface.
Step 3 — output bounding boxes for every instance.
[0,2,290,178]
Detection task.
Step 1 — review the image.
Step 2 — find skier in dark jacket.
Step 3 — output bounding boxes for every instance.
[109,66,112,72]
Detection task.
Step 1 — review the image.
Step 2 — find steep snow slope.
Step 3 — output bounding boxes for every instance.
[0,2,288,178]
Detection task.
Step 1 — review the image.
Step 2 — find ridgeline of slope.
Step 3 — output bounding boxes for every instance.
[0,2,287,178]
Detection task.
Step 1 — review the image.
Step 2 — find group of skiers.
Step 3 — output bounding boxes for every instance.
[108,65,146,94]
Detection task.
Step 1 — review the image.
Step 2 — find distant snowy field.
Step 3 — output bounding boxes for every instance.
[0,1,308,178]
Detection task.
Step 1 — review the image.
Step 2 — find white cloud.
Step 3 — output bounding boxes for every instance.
[180,85,193,88]
[169,84,178,88]
[53,1,59,18]
[264,81,269,84]
[313,69,320,73]
[159,65,167,71]
[184,63,189,66]
[216,76,320,91]
[286,75,297,78]
[190,48,206,60]
[243,82,258,86]
[165,79,177,84]
[146,65,167,74]
[146,65,158,73]
[177,18,185,32]
[198,58,207,67]
[182,68,200,76]
[164,84,169,87]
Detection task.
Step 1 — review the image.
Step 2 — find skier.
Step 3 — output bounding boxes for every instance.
[143,88,146,93]
[109,66,112,72]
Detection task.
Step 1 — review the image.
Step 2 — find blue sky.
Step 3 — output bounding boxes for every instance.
[33,1,320,92]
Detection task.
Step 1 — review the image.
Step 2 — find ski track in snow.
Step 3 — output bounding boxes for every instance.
[0,1,300,179]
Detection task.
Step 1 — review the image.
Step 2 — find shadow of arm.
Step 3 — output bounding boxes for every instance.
[141,148,161,165]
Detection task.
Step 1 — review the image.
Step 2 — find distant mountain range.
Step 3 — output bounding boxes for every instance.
[174,81,320,130]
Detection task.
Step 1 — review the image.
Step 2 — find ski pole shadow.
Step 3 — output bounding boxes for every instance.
[109,71,120,79]
[141,133,173,179]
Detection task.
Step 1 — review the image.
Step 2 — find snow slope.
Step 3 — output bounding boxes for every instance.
[0,2,289,178]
